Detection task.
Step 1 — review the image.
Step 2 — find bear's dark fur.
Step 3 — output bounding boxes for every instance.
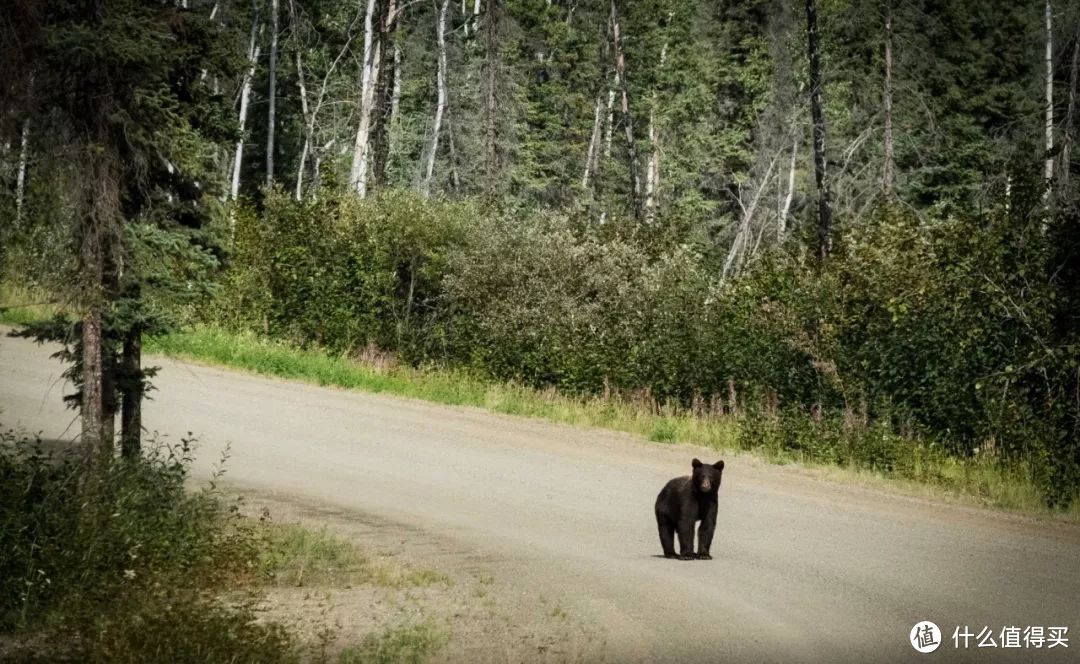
[654,458,725,560]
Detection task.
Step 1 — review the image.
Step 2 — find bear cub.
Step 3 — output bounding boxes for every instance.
[654,458,725,560]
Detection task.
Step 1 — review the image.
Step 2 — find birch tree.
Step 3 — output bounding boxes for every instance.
[14,118,29,226]
[291,0,360,200]
[350,0,380,197]
[485,0,500,194]
[644,38,669,222]
[779,129,798,239]
[266,0,279,186]
[611,0,641,215]
[232,4,262,202]
[370,0,400,190]
[422,0,450,197]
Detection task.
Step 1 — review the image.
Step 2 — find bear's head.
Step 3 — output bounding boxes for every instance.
[691,458,725,493]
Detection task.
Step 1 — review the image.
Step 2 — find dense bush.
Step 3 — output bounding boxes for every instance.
[215,190,472,361]
[0,430,296,662]
[208,187,1079,506]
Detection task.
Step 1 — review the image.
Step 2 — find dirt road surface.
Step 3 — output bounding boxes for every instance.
[2,331,1078,663]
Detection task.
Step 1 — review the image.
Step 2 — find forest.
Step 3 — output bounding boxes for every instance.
[2,0,1079,509]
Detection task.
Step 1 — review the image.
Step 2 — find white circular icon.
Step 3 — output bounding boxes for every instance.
[910,621,942,653]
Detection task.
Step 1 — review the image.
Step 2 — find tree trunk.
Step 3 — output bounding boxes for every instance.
[611,0,641,215]
[882,0,894,197]
[391,43,402,139]
[120,329,142,460]
[14,118,28,226]
[81,309,105,456]
[290,0,310,200]
[350,0,380,197]
[644,41,668,222]
[805,0,832,259]
[484,0,499,194]
[423,0,450,197]
[80,148,120,460]
[582,91,604,189]
[447,108,462,191]
[231,6,262,203]
[370,0,399,190]
[780,128,798,239]
[266,0,279,187]
[100,239,120,451]
[723,153,778,281]
[1045,0,1054,196]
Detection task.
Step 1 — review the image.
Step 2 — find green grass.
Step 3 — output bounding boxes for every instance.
[0,283,63,326]
[143,326,743,450]
[338,623,446,664]
[259,521,450,589]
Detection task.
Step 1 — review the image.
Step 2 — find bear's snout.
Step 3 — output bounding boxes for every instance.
[698,478,712,492]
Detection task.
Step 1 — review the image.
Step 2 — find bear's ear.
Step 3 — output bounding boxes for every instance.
[713,460,725,471]
[691,458,702,468]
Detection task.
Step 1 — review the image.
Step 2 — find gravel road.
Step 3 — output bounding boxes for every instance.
[2,331,1077,663]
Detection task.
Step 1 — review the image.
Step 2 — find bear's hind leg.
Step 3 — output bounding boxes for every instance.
[657,514,677,558]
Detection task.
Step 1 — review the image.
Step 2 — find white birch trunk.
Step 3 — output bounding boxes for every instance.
[14,118,29,226]
[644,42,668,221]
[603,63,616,158]
[610,1,641,208]
[422,0,450,197]
[582,92,604,189]
[780,130,798,239]
[391,44,402,126]
[350,0,380,197]
[267,0,279,186]
[723,154,778,281]
[290,0,310,199]
[643,105,658,216]
[231,10,262,202]
[295,51,311,200]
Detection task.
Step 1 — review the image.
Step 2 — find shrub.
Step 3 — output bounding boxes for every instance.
[0,430,296,661]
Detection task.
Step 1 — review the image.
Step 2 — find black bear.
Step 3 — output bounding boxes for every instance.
[654,458,725,560]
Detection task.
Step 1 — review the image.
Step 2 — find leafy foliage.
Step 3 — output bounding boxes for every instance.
[0,429,297,661]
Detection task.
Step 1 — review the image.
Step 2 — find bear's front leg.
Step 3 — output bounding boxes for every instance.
[696,503,718,560]
[676,518,696,560]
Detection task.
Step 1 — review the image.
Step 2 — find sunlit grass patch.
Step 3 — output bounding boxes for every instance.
[338,622,446,664]
[0,283,61,326]
[259,521,449,589]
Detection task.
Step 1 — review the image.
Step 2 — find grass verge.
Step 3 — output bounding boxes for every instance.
[338,623,447,664]
[259,521,451,589]
[140,326,1079,516]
